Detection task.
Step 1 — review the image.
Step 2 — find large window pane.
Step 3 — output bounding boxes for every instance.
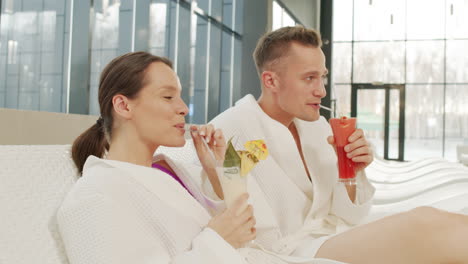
[446,40,468,83]
[406,40,444,83]
[0,0,69,112]
[333,0,352,41]
[407,0,445,39]
[405,84,444,160]
[445,85,468,161]
[354,0,405,41]
[332,42,351,84]
[353,42,405,83]
[446,0,468,39]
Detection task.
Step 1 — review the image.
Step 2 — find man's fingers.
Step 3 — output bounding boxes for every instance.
[344,138,367,152]
[347,145,371,159]
[327,136,335,145]
[352,154,373,164]
[348,128,364,142]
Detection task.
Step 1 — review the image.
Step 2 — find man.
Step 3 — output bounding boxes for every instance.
[210,25,375,258]
[209,26,468,263]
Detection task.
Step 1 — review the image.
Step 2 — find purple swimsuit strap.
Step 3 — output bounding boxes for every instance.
[151,163,192,196]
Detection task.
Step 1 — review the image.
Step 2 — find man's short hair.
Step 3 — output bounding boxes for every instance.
[253,26,322,76]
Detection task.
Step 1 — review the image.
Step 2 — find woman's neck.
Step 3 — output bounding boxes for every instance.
[106,129,157,168]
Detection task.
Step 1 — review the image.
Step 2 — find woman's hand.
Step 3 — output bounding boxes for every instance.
[191,124,226,198]
[207,194,256,248]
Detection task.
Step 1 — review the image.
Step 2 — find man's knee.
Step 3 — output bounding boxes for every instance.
[408,206,465,233]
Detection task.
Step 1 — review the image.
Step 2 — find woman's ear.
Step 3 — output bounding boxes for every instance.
[112,94,132,120]
[261,71,279,93]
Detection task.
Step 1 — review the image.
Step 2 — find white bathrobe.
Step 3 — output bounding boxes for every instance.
[209,94,376,256]
[58,155,343,264]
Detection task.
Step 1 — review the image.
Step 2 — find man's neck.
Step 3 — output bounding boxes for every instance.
[257,94,294,127]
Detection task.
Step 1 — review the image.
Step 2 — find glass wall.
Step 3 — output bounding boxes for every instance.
[272,0,297,30]
[0,0,71,112]
[0,0,243,124]
[332,0,468,161]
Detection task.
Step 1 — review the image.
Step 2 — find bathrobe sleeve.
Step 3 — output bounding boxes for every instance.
[57,193,245,264]
[329,171,376,225]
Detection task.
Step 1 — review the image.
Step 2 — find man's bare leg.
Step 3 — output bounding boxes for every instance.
[316,206,468,264]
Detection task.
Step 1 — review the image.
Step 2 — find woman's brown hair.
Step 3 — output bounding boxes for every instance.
[71,52,173,174]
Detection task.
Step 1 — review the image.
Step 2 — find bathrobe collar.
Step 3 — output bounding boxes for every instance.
[84,155,211,227]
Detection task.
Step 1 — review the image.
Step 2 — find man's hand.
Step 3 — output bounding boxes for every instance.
[327,128,373,173]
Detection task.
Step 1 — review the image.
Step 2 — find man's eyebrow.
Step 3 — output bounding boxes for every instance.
[303,70,328,76]
[158,86,178,92]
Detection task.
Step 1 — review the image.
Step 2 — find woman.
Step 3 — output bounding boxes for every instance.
[57,52,256,263]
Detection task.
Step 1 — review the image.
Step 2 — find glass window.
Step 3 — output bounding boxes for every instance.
[446,0,468,39]
[219,31,233,112]
[446,40,468,83]
[191,15,208,124]
[332,84,352,116]
[223,0,233,29]
[89,0,120,115]
[272,0,297,31]
[149,0,170,57]
[353,42,405,83]
[332,42,352,84]
[333,0,352,41]
[406,40,444,83]
[407,0,445,39]
[0,0,69,112]
[405,84,444,160]
[272,1,283,31]
[354,0,406,41]
[445,84,468,161]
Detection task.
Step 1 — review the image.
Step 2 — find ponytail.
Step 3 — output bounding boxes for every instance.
[71,122,109,175]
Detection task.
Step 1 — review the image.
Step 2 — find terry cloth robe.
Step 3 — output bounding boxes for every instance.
[57,155,344,264]
[209,94,376,256]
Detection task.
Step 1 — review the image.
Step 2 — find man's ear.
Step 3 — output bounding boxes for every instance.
[112,94,132,120]
[261,71,279,93]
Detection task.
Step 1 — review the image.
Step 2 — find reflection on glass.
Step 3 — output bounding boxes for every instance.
[405,85,444,160]
[332,43,351,84]
[445,85,468,161]
[407,0,445,39]
[356,89,386,158]
[89,0,120,115]
[406,40,444,83]
[353,42,405,83]
[446,40,468,83]
[354,0,405,41]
